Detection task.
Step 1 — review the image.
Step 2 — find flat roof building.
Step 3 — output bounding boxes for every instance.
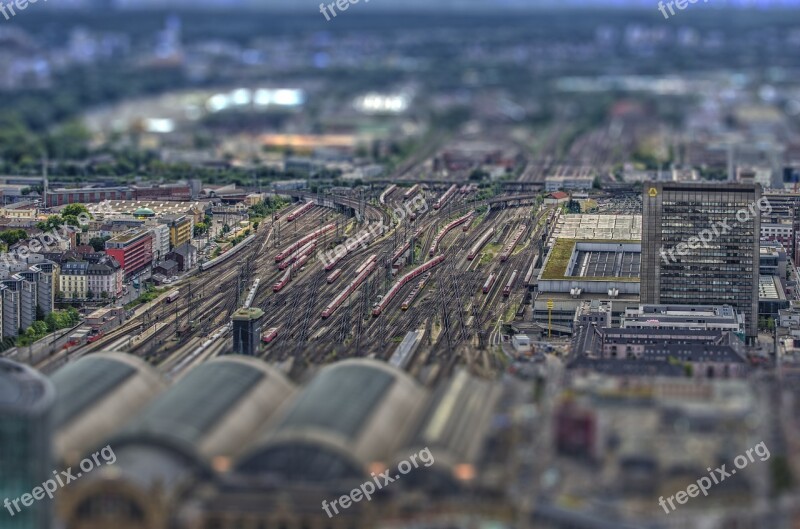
[105,229,153,278]
[622,304,746,339]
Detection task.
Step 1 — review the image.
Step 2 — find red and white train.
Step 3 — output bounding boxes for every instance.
[503,270,519,297]
[273,268,292,292]
[523,258,538,287]
[327,268,343,284]
[483,273,496,294]
[433,184,457,210]
[261,327,279,343]
[321,255,378,319]
[275,223,335,263]
[391,241,411,265]
[428,211,475,257]
[286,201,314,222]
[401,273,430,311]
[500,225,526,262]
[165,289,180,303]
[372,255,445,317]
[403,184,421,201]
[278,241,316,270]
[467,228,495,261]
[380,184,397,205]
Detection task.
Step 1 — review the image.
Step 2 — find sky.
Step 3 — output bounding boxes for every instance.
[104,0,800,9]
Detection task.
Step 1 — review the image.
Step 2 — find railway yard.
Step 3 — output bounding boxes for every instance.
[36,182,555,383]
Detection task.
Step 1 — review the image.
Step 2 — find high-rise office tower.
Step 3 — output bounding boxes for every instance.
[0,359,55,529]
[642,182,761,342]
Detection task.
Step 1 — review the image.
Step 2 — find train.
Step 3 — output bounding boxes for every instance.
[433,184,458,210]
[294,253,311,269]
[403,184,421,201]
[428,211,475,257]
[199,234,256,271]
[321,257,378,319]
[391,241,411,265]
[483,273,496,294]
[401,272,430,311]
[355,254,378,276]
[503,270,519,297]
[373,255,445,317]
[165,290,180,303]
[261,328,279,343]
[500,225,526,262]
[278,241,316,270]
[275,223,335,263]
[327,268,343,284]
[273,268,292,292]
[523,257,538,287]
[286,201,314,222]
[379,184,397,205]
[467,228,495,261]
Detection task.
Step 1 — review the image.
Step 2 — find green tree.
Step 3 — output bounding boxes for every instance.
[89,237,109,252]
[61,203,90,218]
[0,229,29,246]
[45,121,91,160]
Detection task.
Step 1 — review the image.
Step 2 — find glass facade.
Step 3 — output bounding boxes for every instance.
[642,183,760,341]
[0,359,55,529]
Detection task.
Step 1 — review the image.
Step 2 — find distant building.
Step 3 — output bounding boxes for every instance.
[105,229,153,278]
[59,261,89,300]
[761,219,793,254]
[535,240,640,330]
[760,241,788,279]
[0,255,59,336]
[622,304,746,339]
[0,201,37,219]
[641,182,760,341]
[759,274,789,322]
[132,183,192,201]
[231,308,264,356]
[0,358,55,529]
[544,191,570,205]
[545,166,595,192]
[159,214,193,249]
[145,221,170,261]
[87,256,123,299]
[572,325,739,360]
[168,242,197,272]
[85,307,125,333]
[46,186,131,208]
